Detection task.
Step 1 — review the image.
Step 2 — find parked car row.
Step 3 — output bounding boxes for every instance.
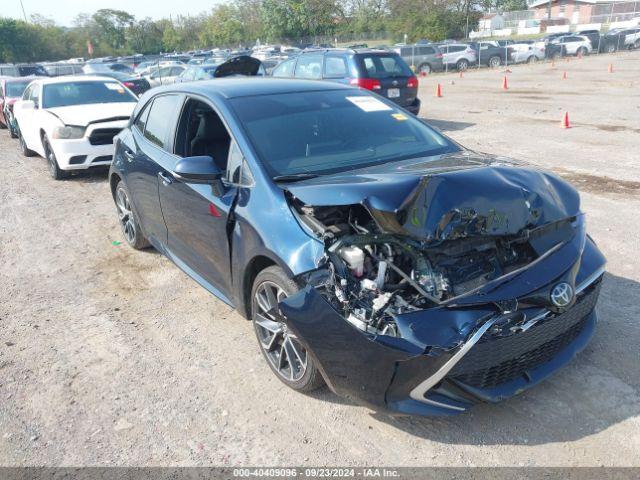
[389,27,640,73]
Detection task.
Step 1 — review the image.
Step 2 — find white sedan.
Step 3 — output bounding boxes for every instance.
[13,76,138,179]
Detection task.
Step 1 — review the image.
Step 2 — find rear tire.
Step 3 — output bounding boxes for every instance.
[114,181,150,250]
[606,43,616,53]
[577,47,588,56]
[527,55,538,64]
[488,56,501,68]
[418,63,431,75]
[456,59,469,71]
[18,126,36,157]
[43,135,67,180]
[251,265,325,393]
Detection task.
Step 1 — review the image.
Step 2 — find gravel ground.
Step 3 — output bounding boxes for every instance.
[0,50,639,467]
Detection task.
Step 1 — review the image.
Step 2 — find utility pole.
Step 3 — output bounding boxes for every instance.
[19,0,28,21]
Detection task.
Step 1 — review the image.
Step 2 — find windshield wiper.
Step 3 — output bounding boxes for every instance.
[273,173,319,183]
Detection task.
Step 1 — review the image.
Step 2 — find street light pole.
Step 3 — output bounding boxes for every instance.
[19,0,28,21]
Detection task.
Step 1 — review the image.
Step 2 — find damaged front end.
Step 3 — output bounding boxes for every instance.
[278,164,606,416]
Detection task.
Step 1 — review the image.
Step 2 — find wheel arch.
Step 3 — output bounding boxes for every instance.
[240,254,279,320]
[109,172,122,200]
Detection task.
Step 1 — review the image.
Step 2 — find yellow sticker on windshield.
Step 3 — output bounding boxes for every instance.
[392,113,408,121]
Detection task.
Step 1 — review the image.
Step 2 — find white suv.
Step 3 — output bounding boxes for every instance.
[550,35,593,56]
[13,76,138,179]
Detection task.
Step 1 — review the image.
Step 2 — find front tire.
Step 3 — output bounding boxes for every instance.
[606,43,616,53]
[114,181,150,250]
[251,266,324,393]
[42,135,67,180]
[577,47,588,56]
[527,55,538,64]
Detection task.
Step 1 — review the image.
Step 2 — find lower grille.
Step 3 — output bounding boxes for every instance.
[449,279,601,389]
[92,155,112,163]
[89,128,121,146]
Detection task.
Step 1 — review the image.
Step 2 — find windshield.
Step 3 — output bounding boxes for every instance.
[231,90,459,178]
[6,81,31,98]
[42,81,137,108]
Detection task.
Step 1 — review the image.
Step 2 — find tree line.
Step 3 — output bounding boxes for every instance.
[0,0,526,63]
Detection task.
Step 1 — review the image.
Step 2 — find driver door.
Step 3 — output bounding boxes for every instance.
[158,97,244,303]
[18,84,40,149]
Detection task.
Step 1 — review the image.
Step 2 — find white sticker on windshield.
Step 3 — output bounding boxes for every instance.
[346,96,393,112]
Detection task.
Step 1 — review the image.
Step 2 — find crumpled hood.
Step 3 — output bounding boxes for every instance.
[46,102,136,127]
[285,154,580,242]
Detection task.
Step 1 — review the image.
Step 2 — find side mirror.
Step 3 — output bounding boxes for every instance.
[173,156,222,184]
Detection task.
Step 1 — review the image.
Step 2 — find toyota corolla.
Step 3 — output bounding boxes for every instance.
[109,79,605,416]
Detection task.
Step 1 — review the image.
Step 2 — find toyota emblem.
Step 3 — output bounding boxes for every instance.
[550,282,574,308]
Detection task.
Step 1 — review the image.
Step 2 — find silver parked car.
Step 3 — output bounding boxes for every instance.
[433,43,477,71]
[394,44,444,74]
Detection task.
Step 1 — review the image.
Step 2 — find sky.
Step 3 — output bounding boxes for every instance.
[4,0,221,26]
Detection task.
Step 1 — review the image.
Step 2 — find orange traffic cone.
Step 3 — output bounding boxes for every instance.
[608,63,614,73]
[502,75,509,90]
[561,111,571,129]
[459,71,464,79]
[436,83,442,97]
[562,71,568,80]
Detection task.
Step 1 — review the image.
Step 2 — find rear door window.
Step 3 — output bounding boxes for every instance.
[143,94,183,149]
[323,56,348,78]
[294,55,323,79]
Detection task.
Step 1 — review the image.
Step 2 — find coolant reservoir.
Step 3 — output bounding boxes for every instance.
[339,246,365,277]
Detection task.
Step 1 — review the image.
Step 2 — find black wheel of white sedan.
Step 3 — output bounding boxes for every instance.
[251,266,324,392]
[114,181,150,250]
[42,135,67,180]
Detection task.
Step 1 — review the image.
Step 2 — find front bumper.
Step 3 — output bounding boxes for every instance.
[280,236,605,416]
[50,121,127,171]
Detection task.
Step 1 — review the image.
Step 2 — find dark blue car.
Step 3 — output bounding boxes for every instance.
[109,78,605,416]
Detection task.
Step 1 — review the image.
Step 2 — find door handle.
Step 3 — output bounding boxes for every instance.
[123,149,135,161]
[158,171,174,186]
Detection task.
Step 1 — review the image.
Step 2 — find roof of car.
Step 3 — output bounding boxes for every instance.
[300,47,392,55]
[158,77,352,99]
[30,75,126,85]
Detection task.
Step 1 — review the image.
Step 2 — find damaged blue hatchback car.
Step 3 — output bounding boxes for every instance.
[109,78,606,416]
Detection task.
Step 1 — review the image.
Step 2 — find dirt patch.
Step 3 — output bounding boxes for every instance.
[554,168,640,196]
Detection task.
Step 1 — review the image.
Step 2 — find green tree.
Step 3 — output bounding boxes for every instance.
[92,9,135,52]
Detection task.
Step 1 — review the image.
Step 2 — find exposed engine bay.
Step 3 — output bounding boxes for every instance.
[292,200,572,338]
